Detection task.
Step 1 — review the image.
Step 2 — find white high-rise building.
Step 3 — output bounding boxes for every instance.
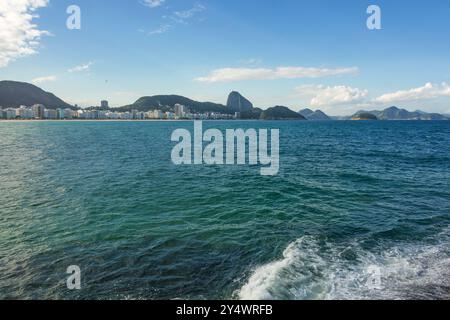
[174,104,187,118]
[64,108,74,119]
[165,112,175,119]
[32,104,45,119]
[21,106,35,119]
[5,108,17,119]
[149,111,155,119]
[45,109,58,119]
[153,110,164,119]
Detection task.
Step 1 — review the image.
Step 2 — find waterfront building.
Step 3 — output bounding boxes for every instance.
[121,112,132,120]
[64,108,74,119]
[137,112,145,120]
[5,108,17,119]
[106,111,119,119]
[153,110,164,119]
[32,104,45,119]
[75,110,85,119]
[45,109,58,120]
[97,110,107,119]
[165,112,175,120]
[57,108,64,119]
[175,104,188,118]
[17,106,34,119]
[145,110,156,119]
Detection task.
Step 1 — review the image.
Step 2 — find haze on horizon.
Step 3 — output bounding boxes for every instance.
[1,0,450,116]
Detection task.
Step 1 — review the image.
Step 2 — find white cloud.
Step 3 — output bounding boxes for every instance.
[375,82,450,104]
[295,84,369,107]
[68,62,93,73]
[140,2,206,36]
[173,3,206,21]
[32,75,56,84]
[239,58,263,65]
[141,0,165,8]
[195,66,358,83]
[0,0,50,68]
[148,24,172,35]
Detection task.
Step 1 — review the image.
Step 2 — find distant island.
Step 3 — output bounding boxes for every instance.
[1,80,449,121]
[348,106,448,121]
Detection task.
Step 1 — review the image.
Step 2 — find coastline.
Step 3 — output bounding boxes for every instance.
[0,119,311,123]
[1,119,450,123]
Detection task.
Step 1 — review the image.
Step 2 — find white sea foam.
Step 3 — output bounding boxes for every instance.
[238,230,450,300]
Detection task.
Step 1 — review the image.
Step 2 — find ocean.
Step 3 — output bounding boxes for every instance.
[0,120,449,300]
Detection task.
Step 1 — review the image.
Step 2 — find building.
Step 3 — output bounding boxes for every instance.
[146,110,161,119]
[32,104,45,119]
[165,112,175,120]
[149,111,156,119]
[45,109,58,120]
[63,108,74,119]
[153,110,164,119]
[101,100,109,109]
[136,112,145,120]
[174,104,188,118]
[75,110,84,119]
[106,111,120,119]
[18,106,35,119]
[4,108,17,120]
[121,112,132,120]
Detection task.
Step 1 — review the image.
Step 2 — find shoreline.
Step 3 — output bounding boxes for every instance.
[0,119,236,122]
[1,119,450,123]
[0,119,311,123]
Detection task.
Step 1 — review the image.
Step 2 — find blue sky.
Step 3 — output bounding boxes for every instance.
[1,0,450,115]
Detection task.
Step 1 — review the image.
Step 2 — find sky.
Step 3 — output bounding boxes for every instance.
[1,0,450,115]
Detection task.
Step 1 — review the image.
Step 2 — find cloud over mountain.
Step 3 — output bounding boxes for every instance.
[32,75,57,84]
[375,82,450,104]
[295,84,369,107]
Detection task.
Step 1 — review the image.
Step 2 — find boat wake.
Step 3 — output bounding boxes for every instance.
[237,230,450,300]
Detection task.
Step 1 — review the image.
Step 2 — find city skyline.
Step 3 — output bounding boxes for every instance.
[1,0,450,115]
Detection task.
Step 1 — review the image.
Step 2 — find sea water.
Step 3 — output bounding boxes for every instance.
[0,120,449,300]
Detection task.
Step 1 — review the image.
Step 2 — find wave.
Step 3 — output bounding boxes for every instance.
[237,230,450,300]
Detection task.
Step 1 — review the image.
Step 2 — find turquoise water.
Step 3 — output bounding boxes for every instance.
[0,120,449,300]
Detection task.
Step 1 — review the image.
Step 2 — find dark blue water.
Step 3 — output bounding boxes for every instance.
[0,120,449,300]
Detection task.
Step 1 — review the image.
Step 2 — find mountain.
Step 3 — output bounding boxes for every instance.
[119,93,306,120]
[227,91,253,112]
[298,108,314,118]
[299,108,330,120]
[118,95,232,114]
[112,90,318,121]
[354,106,449,120]
[240,108,263,120]
[260,106,306,120]
[0,81,72,109]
